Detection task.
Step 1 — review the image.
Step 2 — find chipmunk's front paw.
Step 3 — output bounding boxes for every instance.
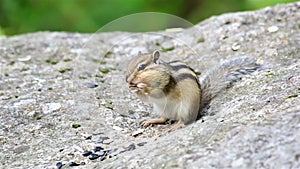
[140,120,153,128]
[140,117,168,128]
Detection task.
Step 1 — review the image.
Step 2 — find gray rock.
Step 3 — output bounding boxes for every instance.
[0,2,299,168]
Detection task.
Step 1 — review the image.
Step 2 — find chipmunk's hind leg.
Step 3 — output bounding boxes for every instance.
[140,117,168,128]
[168,119,185,131]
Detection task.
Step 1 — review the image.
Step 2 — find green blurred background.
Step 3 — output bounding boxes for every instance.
[0,0,297,35]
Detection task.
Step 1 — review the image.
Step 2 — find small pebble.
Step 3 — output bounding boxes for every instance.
[96,136,109,143]
[69,162,80,166]
[128,113,140,119]
[137,142,147,146]
[42,103,61,114]
[13,145,30,154]
[73,145,84,152]
[231,42,240,51]
[267,26,279,33]
[82,150,92,157]
[131,129,144,137]
[99,150,108,156]
[18,55,32,62]
[103,138,113,144]
[125,144,136,151]
[56,162,63,169]
[86,82,98,88]
[112,125,123,131]
[89,153,100,160]
[94,146,104,152]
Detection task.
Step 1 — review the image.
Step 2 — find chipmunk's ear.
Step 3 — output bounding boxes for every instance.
[152,50,160,63]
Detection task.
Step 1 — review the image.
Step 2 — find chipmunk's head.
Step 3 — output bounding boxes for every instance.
[125,50,170,96]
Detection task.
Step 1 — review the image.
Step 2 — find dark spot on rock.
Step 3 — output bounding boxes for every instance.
[82,150,92,157]
[125,144,136,151]
[224,20,231,25]
[137,142,147,146]
[94,146,104,152]
[59,148,64,152]
[107,148,118,155]
[69,162,80,166]
[56,162,63,169]
[89,153,100,160]
[85,135,92,140]
[34,113,42,120]
[80,161,86,165]
[100,156,106,161]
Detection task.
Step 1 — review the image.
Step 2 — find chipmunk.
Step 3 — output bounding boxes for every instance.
[125,50,263,130]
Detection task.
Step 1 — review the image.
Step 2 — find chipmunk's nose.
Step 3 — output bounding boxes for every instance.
[126,74,135,84]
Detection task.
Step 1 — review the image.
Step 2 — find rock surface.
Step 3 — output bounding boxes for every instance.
[0,2,300,169]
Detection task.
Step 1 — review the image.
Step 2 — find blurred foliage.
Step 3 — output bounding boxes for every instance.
[0,0,298,35]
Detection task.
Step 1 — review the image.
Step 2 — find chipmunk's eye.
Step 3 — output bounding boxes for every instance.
[137,64,146,71]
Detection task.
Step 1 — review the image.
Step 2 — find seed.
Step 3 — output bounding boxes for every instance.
[72,123,81,128]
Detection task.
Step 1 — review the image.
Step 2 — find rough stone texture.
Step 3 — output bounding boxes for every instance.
[1,2,300,169]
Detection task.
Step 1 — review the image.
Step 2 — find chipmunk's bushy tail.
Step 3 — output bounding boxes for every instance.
[200,57,263,109]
